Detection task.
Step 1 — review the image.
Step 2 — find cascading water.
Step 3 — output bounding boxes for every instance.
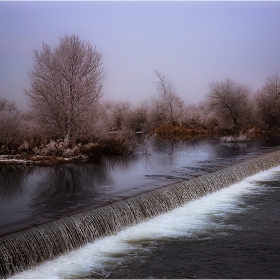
[1,150,280,279]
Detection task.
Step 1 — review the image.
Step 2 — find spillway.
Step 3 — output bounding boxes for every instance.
[1,149,280,279]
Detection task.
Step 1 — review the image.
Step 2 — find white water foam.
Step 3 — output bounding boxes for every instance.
[10,165,280,279]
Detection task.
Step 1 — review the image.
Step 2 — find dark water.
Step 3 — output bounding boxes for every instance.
[3,134,280,279]
[106,174,280,279]
[10,158,280,279]
[1,135,280,237]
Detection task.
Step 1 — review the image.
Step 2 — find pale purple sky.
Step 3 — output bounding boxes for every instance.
[1,1,280,111]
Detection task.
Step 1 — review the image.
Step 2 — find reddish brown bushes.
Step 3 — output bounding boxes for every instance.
[150,123,212,136]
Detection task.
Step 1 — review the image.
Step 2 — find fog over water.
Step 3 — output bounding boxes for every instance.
[1,2,280,110]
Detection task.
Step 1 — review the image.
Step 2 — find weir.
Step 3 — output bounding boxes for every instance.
[1,150,280,278]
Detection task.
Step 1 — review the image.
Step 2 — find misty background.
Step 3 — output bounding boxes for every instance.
[1,1,280,111]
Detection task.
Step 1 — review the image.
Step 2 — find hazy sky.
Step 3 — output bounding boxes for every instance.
[1,1,280,111]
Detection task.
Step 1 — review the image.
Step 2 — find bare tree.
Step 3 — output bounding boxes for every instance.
[154,70,184,125]
[25,34,105,140]
[207,78,252,130]
[183,103,208,128]
[126,102,149,132]
[256,74,280,130]
[0,97,23,152]
[86,101,111,141]
[107,101,132,132]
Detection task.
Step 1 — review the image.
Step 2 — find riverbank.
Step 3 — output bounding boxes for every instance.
[0,154,88,166]
[0,134,137,166]
[0,129,274,166]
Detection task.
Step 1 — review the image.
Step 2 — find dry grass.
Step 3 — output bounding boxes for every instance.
[100,134,136,155]
[0,155,86,166]
[240,127,262,135]
[220,127,263,143]
[150,123,212,136]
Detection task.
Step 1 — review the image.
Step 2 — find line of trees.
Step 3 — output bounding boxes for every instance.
[1,34,280,155]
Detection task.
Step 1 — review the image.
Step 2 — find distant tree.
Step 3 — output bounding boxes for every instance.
[25,34,105,140]
[207,78,252,130]
[86,101,111,141]
[107,101,132,132]
[183,103,208,128]
[154,71,184,125]
[256,74,280,130]
[0,97,23,152]
[126,102,149,132]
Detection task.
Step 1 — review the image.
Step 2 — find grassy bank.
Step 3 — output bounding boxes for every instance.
[0,125,265,166]
[150,123,214,136]
[0,134,137,166]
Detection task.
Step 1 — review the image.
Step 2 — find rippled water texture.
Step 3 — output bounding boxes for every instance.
[1,135,280,237]
[10,165,280,279]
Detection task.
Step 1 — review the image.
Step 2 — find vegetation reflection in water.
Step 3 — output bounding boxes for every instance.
[1,147,280,278]
[8,165,280,279]
[1,135,280,236]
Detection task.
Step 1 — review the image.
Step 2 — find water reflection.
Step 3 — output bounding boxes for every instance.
[261,133,280,147]
[29,156,145,216]
[1,135,280,236]
[30,163,113,216]
[102,155,140,172]
[152,137,207,155]
[33,164,112,199]
[0,165,31,202]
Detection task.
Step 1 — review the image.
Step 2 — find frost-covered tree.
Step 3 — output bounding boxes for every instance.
[207,78,252,130]
[107,101,132,132]
[153,71,184,125]
[256,74,280,130]
[183,103,208,128]
[25,34,105,140]
[0,97,22,151]
[126,102,149,132]
[86,101,111,141]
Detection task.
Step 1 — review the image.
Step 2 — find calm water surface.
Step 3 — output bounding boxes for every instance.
[1,135,280,236]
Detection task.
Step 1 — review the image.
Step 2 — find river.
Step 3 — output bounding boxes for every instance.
[1,134,280,278]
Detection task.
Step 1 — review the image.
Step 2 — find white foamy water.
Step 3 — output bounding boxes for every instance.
[10,166,280,279]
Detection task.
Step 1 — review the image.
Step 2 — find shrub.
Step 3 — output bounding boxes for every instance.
[136,133,156,155]
[151,123,211,136]
[33,137,81,157]
[80,133,137,157]
[100,133,137,155]
[17,141,30,154]
[80,143,102,157]
[220,127,262,143]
